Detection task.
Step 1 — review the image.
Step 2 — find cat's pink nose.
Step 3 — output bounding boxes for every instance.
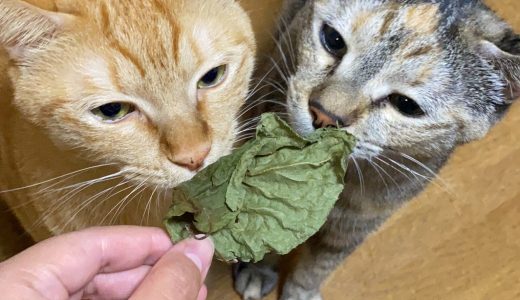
[309,103,344,129]
[171,144,211,171]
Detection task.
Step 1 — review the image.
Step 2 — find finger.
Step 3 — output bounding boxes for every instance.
[82,265,152,300]
[197,285,208,300]
[0,226,172,299]
[130,238,214,300]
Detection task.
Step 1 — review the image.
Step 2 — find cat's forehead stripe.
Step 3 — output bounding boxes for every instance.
[404,4,440,35]
[379,11,398,37]
[149,0,181,64]
[98,2,147,78]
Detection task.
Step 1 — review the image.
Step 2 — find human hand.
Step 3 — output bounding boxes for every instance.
[0,226,214,300]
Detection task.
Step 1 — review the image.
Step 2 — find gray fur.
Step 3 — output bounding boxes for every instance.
[235,0,520,299]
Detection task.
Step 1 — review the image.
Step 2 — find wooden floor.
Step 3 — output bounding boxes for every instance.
[207,0,520,299]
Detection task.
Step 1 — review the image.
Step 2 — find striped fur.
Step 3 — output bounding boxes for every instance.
[0,0,255,247]
[236,1,520,299]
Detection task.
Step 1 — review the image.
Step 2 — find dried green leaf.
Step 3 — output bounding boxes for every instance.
[164,113,356,262]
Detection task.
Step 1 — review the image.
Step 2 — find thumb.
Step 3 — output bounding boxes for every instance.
[130,237,214,300]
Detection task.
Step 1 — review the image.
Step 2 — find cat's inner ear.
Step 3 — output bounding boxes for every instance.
[0,1,75,60]
[477,40,520,102]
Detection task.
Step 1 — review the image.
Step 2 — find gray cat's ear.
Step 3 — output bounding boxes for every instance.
[0,0,75,60]
[477,40,520,102]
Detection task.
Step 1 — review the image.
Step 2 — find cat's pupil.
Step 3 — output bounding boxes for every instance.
[388,94,425,117]
[320,24,347,57]
[201,67,219,84]
[99,103,122,117]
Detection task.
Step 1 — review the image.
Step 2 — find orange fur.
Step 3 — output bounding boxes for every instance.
[0,0,256,246]
[404,4,439,35]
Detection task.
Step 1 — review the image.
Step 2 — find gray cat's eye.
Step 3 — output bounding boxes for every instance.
[388,94,425,117]
[320,24,347,58]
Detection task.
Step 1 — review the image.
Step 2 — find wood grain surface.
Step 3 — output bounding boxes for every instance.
[207,1,520,299]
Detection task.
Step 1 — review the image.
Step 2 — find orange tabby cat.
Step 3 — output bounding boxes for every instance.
[0,0,256,254]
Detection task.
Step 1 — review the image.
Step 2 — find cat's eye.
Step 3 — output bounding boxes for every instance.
[320,24,347,58]
[197,65,227,89]
[388,94,425,117]
[91,102,135,122]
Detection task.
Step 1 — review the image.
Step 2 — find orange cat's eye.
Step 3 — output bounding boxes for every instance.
[91,102,135,122]
[197,65,227,89]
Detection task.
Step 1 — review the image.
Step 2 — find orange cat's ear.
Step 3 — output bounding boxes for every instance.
[0,0,75,60]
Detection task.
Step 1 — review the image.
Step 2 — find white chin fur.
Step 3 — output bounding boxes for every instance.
[351,141,383,160]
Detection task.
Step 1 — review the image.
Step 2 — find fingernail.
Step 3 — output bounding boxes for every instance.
[185,252,203,271]
[182,238,214,278]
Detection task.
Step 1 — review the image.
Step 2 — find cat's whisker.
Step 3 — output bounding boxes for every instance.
[366,159,390,194]
[381,155,459,203]
[370,159,403,193]
[236,94,280,121]
[0,163,117,194]
[382,155,433,183]
[391,154,458,200]
[141,186,158,226]
[378,155,453,199]
[270,16,297,76]
[16,171,123,213]
[268,57,290,85]
[350,157,365,196]
[238,98,289,120]
[236,126,258,135]
[237,119,260,130]
[39,171,124,195]
[235,130,257,140]
[153,188,166,225]
[236,129,257,136]
[278,15,296,70]
[107,176,151,225]
[110,186,145,226]
[270,33,293,77]
[236,129,257,138]
[239,88,288,116]
[85,173,143,228]
[374,156,420,187]
[97,180,142,226]
[235,133,256,140]
[236,117,262,132]
[397,152,457,197]
[58,176,132,231]
[234,135,256,145]
[135,188,146,225]
[244,63,278,102]
[154,189,164,223]
[242,87,278,110]
[31,172,128,232]
[258,81,287,96]
[263,77,287,92]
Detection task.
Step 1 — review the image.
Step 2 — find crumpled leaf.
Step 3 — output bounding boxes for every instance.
[164,113,356,262]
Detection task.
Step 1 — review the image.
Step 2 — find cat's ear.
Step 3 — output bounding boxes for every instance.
[463,4,520,102]
[477,39,520,102]
[0,0,75,60]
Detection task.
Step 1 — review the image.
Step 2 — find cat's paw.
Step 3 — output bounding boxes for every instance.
[233,261,279,300]
[280,281,322,300]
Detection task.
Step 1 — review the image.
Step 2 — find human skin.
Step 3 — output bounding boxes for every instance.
[0,226,214,300]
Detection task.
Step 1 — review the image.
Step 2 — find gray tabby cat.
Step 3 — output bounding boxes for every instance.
[234,0,520,299]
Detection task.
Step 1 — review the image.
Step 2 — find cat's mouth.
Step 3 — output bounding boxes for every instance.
[119,167,194,191]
